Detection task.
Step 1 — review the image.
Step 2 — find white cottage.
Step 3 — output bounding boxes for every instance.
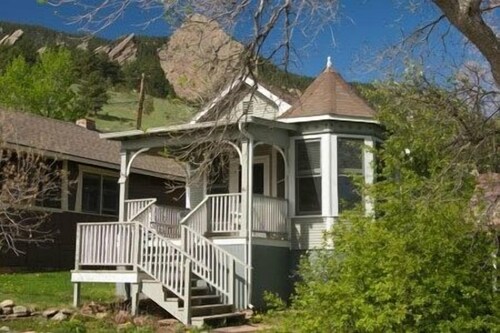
[71,60,383,327]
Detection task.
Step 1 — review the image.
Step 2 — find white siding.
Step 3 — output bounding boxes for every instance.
[228,92,279,121]
[291,217,327,250]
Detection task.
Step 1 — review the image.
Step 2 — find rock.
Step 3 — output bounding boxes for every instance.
[12,305,29,317]
[1,307,13,315]
[159,14,243,102]
[0,29,24,46]
[0,326,9,332]
[114,310,130,324]
[0,300,14,308]
[108,33,137,64]
[77,40,88,50]
[158,318,179,326]
[133,316,148,326]
[51,311,68,321]
[42,308,58,318]
[95,312,108,319]
[117,322,134,331]
[60,308,74,315]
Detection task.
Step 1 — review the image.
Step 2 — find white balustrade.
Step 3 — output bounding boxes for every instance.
[76,222,136,266]
[252,195,288,237]
[209,194,242,233]
[181,225,246,305]
[125,198,156,221]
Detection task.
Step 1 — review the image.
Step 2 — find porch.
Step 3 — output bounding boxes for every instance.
[125,193,289,240]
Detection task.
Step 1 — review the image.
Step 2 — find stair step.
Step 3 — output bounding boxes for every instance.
[191,312,246,328]
[178,295,221,307]
[191,304,234,317]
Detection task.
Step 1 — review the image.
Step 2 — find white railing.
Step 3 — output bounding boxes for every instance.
[180,196,210,234]
[126,198,156,221]
[210,194,242,233]
[252,195,288,237]
[75,221,193,323]
[76,222,136,266]
[181,194,242,234]
[181,225,247,305]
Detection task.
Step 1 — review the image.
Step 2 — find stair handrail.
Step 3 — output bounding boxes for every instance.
[179,196,210,234]
[180,224,251,307]
[134,221,193,323]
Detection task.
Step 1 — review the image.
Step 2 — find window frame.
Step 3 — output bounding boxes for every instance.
[76,165,119,216]
[293,138,323,216]
[337,137,365,213]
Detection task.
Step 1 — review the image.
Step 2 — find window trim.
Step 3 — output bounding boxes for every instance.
[291,135,324,217]
[76,165,120,217]
[336,135,375,215]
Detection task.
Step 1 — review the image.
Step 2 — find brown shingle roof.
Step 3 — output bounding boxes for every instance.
[280,67,376,120]
[0,109,185,179]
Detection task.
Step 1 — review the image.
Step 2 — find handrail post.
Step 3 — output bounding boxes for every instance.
[229,259,235,306]
[180,226,186,252]
[74,224,81,270]
[183,259,192,325]
[133,222,141,270]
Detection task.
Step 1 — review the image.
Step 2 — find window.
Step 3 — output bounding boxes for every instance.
[337,138,364,212]
[81,172,119,215]
[295,140,322,215]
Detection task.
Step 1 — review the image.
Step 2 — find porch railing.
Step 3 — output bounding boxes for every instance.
[252,195,288,238]
[210,193,242,233]
[181,193,289,238]
[181,193,242,235]
[125,198,156,222]
[76,222,136,267]
[126,198,186,238]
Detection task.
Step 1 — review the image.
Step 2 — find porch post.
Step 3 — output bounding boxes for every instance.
[117,149,130,299]
[118,150,129,222]
[240,140,249,236]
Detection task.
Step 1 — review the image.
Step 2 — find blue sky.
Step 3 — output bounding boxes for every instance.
[0,0,469,82]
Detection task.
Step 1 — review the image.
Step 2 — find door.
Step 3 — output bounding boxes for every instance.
[231,156,270,195]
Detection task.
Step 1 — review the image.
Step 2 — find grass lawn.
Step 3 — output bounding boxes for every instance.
[93,90,195,133]
[0,271,160,332]
[0,271,116,309]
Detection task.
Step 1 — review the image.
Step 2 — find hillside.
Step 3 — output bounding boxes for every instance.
[0,20,315,132]
[95,91,194,132]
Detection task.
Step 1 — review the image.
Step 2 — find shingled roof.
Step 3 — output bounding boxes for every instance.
[280,62,376,120]
[0,109,185,179]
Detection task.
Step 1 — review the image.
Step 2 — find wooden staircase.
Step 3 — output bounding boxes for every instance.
[141,278,245,327]
[72,219,247,328]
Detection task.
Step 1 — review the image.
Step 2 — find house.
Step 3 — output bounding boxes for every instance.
[71,59,384,327]
[0,109,185,270]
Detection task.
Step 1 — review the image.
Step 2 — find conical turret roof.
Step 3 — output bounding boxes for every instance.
[280,62,376,120]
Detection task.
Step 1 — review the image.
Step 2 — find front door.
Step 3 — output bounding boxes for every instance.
[232,156,270,195]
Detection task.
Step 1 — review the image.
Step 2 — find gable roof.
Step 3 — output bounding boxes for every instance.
[191,76,295,123]
[0,109,185,180]
[279,66,376,120]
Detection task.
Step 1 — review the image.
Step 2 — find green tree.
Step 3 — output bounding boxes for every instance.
[280,77,499,332]
[76,71,109,115]
[0,48,84,121]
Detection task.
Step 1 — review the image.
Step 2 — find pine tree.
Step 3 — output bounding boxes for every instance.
[76,71,109,115]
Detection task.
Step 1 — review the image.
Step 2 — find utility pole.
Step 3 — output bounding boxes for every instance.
[136,73,145,130]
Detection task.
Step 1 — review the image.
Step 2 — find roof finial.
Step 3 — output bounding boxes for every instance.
[326,56,332,69]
